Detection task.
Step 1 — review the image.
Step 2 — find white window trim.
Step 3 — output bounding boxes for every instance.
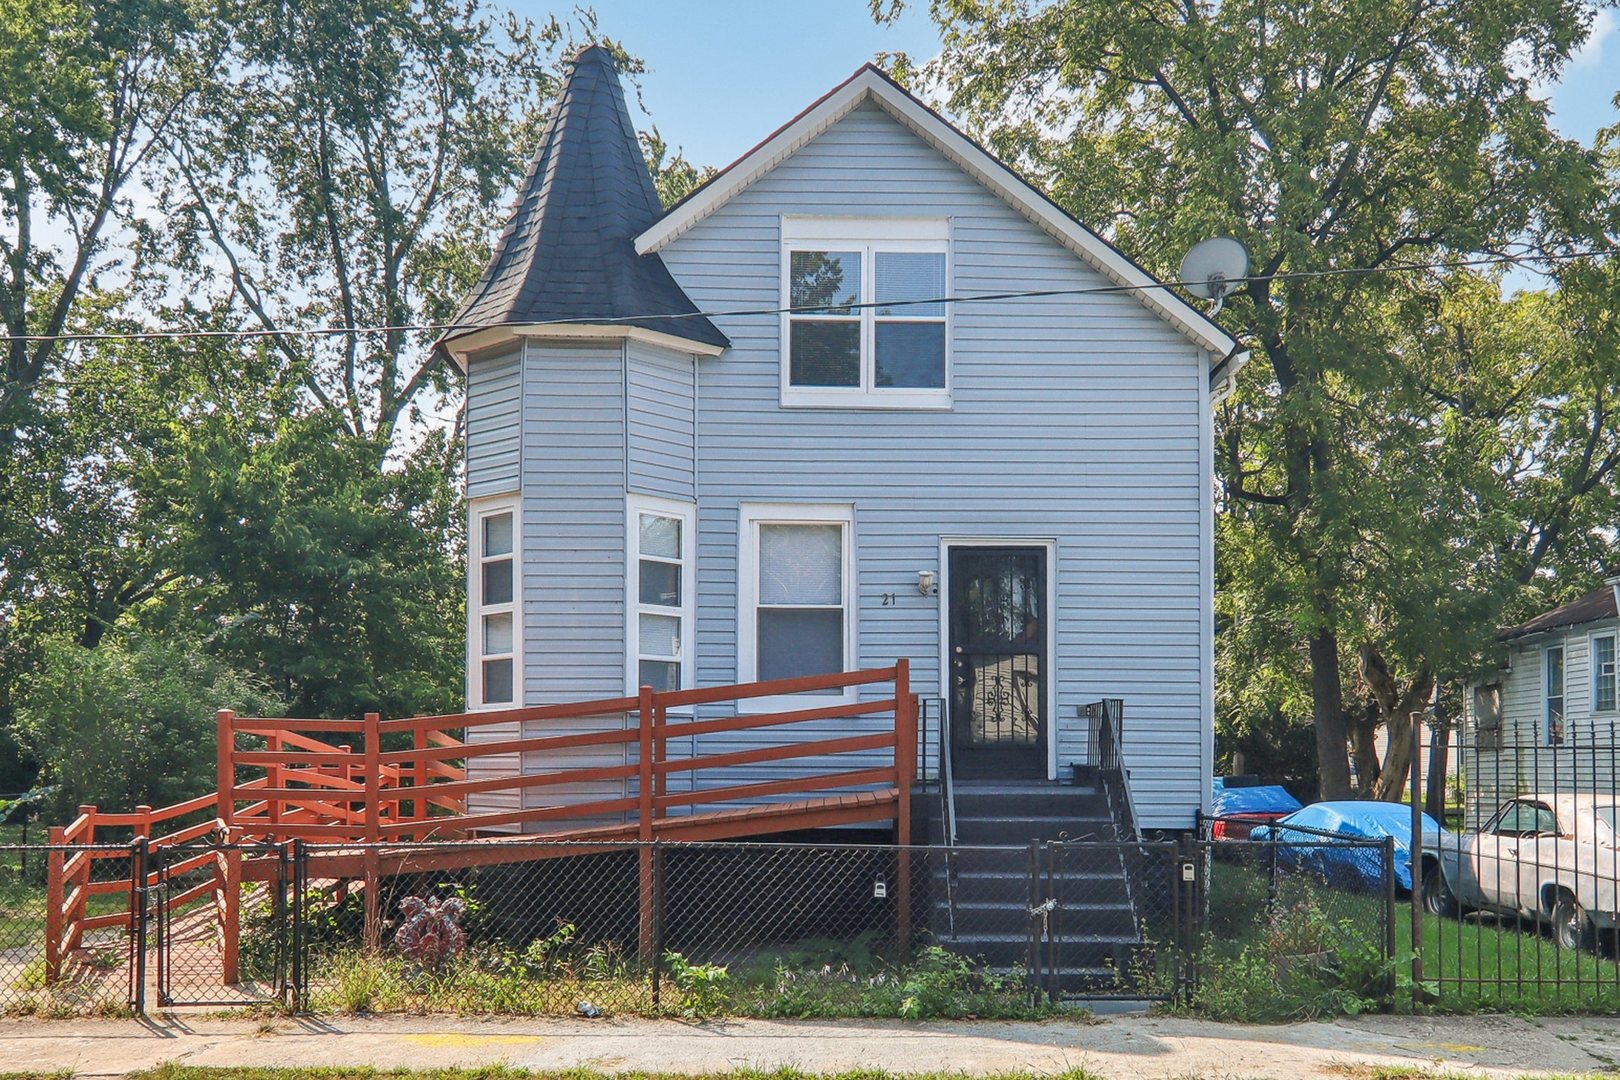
[737,502,857,712]
[1591,629,1618,714]
[468,496,520,710]
[779,215,952,410]
[626,493,697,695]
[1544,642,1566,745]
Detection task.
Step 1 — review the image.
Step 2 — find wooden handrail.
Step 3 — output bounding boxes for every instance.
[43,664,917,985]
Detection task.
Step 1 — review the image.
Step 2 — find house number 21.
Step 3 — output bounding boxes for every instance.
[880,592,897,606]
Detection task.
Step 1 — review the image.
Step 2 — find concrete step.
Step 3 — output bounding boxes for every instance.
[930,899,1136,937]
[930,931,1141,970]
[951,788,1108,819]
[952,815,1117,845]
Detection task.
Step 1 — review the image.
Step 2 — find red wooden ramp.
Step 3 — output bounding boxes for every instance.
[45,664,918,984]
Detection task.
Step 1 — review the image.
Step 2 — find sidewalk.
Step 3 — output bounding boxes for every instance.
[3,1013,1619,1079]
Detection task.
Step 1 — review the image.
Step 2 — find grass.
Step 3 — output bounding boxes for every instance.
[1324,1068,1611,1080]
[1187,859,1620,1018]
[301,942,1057,1021]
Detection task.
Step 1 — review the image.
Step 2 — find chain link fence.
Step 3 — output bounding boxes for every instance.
[0,832,1398,1017]
[1196,826,1398,1018]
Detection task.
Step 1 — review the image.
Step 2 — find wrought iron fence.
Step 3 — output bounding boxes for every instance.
[1415,727,1620,1008]
[0,832,1400,1016]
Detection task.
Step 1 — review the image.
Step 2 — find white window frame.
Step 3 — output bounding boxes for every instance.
[468,496,520,710]
[1592,629,1618,714]
[1544,643,1566,745]
[626,494,697,695]
[737,502,856,712]
[780,216,951,410]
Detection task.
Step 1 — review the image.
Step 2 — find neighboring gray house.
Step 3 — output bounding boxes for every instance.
[1464,578,1620,827]
[438,47,1240,835]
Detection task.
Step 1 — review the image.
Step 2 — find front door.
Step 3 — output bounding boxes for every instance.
[948,546,1048,780]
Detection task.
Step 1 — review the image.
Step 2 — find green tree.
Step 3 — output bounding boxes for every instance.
[15,633,278,819]
[889,0,1613,796]
[159,0,575,450]
[0,0,204,429]
[171,412,466,719]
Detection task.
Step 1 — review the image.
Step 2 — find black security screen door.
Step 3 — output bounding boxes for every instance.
[948,546,1047,779]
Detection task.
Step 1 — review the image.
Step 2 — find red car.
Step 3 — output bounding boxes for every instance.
[1210,783,1302,840]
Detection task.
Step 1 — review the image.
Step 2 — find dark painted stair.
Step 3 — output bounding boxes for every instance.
[918,779,1145,991]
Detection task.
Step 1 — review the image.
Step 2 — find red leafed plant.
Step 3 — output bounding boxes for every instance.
[395,895,467,970]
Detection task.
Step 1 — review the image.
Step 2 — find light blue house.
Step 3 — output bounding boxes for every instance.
[438,47,1240,837]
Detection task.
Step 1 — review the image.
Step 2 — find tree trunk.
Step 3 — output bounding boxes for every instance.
[1371,710,1414,803]
[1346,707,1380,794]
[1309,626,1353,799]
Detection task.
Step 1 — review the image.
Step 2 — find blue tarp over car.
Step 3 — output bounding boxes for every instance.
[1211,784,1302,818]
[1250,801,1446,892]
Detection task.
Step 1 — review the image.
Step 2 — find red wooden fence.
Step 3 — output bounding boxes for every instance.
[45,663,916,982]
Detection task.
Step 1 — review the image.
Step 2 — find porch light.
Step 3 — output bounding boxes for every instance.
[917,569,935,596]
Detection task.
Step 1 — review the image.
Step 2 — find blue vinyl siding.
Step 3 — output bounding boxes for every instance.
[660,101,1208,829]
[627,340,697,502]
[464,348,521,498]
[463,99,1212,831]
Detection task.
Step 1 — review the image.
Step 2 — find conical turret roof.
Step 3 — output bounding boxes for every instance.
[444,45,727,352]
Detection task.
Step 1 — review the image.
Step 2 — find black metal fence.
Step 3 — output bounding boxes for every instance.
[1415,728,1620,1007]
[0,832,1397,1016]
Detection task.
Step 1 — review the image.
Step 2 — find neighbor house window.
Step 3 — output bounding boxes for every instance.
[1545,644,1565,744]
[781,217,949,408]
[471,500,518,707]
[738,503,854,704]
[1593,632,1617,713]
[627,495,695,693]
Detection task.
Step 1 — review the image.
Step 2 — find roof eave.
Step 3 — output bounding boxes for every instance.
[440,322,728,372]
[633,65,1239,361]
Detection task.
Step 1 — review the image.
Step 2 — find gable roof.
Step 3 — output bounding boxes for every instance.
[1501,584,1620,642]
[634,64,1242,363]
[439,45,728,362]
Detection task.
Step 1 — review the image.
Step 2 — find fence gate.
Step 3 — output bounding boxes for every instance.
[1026,838,1185,1002]
[152,842,289,1008]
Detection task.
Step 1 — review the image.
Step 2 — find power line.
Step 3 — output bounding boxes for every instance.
[2,247,1607,346]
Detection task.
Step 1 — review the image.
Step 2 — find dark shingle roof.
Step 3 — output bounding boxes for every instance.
[1501,586,1619,641]
[442,45,727,352]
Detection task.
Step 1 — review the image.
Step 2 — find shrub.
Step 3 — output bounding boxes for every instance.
[663,951,731,1016]
[15,633,278,821]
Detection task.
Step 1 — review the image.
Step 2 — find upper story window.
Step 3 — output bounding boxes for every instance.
[781,217,949,409]
[1593,631,1617,713]
[627,495,695,694]
[471,499,518,708]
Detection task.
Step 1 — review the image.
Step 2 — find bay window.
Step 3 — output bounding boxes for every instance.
[471,499,518,708]
[628,495,695,693]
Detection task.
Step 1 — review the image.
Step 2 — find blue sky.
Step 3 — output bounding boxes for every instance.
[517,1,1620,171]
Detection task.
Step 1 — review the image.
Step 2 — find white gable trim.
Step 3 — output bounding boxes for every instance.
[634,66,1239,360]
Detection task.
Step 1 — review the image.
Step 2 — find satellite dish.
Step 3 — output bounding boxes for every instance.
[1178,237,1249,313]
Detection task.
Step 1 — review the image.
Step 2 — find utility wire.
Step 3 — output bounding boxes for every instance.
[2,247,1608,346]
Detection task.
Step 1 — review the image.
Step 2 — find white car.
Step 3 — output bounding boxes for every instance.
[1424,794,1620,951]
